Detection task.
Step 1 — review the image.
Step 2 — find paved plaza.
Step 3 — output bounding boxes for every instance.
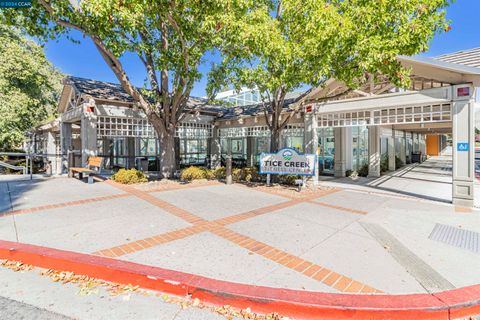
[1,157,479,299]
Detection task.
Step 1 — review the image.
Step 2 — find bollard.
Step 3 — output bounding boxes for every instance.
[226,156,232,185]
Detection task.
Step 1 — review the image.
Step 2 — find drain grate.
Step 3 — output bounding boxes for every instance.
[428,223,479,254]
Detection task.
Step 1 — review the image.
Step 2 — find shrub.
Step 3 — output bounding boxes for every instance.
[395,156,403,170]
[345,169,353,177]
[111,168,148,184]
[357,163,369,177]
[232,168,243,182]
[204,169,215,180]
[380,154,389,173]
[278,174,301,185]
[180,166,207,181]
[242,166,261,182]
[212,166,226,180]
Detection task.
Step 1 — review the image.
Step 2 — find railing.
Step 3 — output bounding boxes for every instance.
[0,152,34,179]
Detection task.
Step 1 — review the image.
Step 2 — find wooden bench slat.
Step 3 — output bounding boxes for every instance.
[70,168,94,173]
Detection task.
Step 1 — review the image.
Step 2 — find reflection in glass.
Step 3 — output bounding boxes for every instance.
[318,128,335,173]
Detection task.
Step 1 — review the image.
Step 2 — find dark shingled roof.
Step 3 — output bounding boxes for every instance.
[67,76,136,103]
[214,91,307,120]
[66,76,211,108]
[65,76,307,119]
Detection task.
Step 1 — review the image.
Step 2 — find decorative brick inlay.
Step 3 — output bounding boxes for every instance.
[209,227,382,294]
[307,200,368,215]
[0,193,131,217]
[93,225,208,258]
[106,180,206,224]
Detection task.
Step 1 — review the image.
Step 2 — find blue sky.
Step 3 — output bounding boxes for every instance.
[43,0,480,97]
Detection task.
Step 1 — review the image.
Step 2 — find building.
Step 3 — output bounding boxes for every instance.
[26,49,480,206]
[215,88,262,106]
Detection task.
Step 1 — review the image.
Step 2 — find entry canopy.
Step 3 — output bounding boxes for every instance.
[302,49,480,105]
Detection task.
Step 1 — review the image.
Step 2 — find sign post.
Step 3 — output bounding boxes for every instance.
[259,148,316,178]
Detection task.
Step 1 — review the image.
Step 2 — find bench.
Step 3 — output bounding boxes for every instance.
[69,156,103,184]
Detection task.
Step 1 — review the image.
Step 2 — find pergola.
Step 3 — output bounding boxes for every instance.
[300,53,480,207]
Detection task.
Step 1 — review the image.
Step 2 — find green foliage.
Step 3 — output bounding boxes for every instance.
[381,154,389,173]
[111,168,148,184]
[278,175,302,186]
[208,0,451,150]
[211,0,451,95]
[395,156,404,170]
[242,166,261,182]
[0,25,62,150]
[357,163,369,177]
[0,0,267,177]
[180,166,208,181]
[346,169,353,177]
[212,166,227,180]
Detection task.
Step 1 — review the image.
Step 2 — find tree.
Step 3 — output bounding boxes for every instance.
[1,0,267,178]
[0,25,62,151]
[208,0,451,152]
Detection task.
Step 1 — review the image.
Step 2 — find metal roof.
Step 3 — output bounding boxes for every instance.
[398,55,480,76]
[435,47,480,68]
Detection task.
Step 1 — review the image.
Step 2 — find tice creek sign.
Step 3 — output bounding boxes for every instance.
[259,148,316,176]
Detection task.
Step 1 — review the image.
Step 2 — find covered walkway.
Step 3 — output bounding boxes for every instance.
[368,156,453,203]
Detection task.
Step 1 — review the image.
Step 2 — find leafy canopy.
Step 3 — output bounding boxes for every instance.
[0,25,62,150]
[208,0,452,100]
[1,0,270,131]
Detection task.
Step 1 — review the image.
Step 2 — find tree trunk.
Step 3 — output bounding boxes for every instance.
[158,129,176,179]
[146,108,178,179]
[270,128,281,153]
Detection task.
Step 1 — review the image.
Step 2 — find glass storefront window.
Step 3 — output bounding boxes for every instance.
[352,126,369,171]
[284,136,304,153]
[380,137,389,172]
[180,139,208,166]
[231,138,246,159]
[395,135,405,166]
[406,138,413,163]
[139,138,157,156]
[255,137,270,164]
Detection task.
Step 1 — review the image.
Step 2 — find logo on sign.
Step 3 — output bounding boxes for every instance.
[457,142,469,151]
[259,148,316,176]
[282,150,293,161]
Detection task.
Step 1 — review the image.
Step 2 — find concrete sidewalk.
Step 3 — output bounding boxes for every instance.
[1,164,479,297]
[0,266,233,320]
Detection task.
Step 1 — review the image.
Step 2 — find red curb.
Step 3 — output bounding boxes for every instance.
[0,240,478,320]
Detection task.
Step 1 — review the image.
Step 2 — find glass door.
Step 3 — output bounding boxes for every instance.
[318,128,335,174]
[352,126,369,171]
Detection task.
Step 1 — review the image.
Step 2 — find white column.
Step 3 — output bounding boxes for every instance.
[452,84,476,207]
[60,122,72,173]
[388,131,395,171]
[46,131,58,175]
[334,127,347,177]
[80,102,98,166]
[304,111,319,185]
[368,126,381,177]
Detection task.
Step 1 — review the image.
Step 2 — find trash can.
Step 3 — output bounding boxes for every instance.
[135,157,148,171]
[411,152,422,163]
